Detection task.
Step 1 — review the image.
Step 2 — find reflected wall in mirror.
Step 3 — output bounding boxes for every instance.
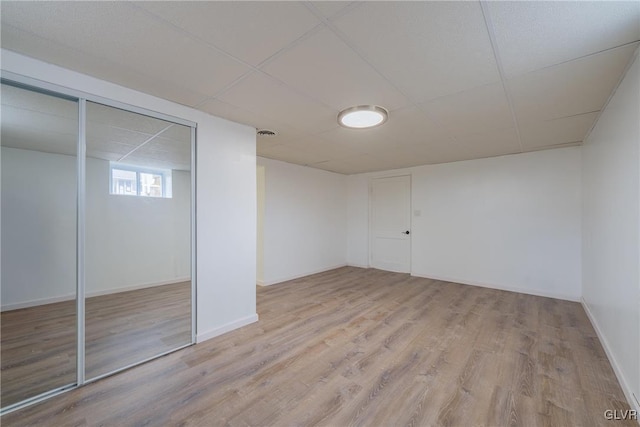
[84,102,192,380]
[1,83,78,407]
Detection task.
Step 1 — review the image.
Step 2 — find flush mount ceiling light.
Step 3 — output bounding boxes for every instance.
[338,105,388,129]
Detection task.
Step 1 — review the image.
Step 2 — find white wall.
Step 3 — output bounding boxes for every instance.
[413,148,582,300]
[85,157,191,294]
[257,165,265,284]
[348,147,583,301]
[257,157,347,285]
[347,174,370,268]
[1,147,77,308]
[1,50,258,341]
[582,50,640,411]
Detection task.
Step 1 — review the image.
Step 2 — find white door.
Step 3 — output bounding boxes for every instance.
[370,175,411,273]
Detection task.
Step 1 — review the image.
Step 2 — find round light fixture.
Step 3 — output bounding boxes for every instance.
[338,105,388,129]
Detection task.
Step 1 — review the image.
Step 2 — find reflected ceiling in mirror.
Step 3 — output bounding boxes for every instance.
[1,86,191,171]
[0,84,77,154]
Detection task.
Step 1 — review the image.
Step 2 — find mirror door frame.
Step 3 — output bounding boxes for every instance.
[0,71,197,414]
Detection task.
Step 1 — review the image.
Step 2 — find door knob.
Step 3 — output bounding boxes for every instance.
[404,230,410,235]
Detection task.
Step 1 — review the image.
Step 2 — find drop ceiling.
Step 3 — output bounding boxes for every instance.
[1,1,638,174]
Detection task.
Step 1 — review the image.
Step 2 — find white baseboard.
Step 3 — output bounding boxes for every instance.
[196,313,259,343]
[256,280,265,286]
[581,298,640,414]
[1,277,191,312]
[88,277,191,298]
[347,263,369,269]
[410,272,580,302]
[1,294,75,312]
[258,264,348,286]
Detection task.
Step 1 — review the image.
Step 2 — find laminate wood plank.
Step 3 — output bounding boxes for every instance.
[1,282,191,407]
[2,267,635,426]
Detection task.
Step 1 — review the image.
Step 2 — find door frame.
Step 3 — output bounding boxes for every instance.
[368,174,412,273]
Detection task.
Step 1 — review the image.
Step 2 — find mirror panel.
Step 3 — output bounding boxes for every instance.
[1,83,78,407]
[84,102,192,380]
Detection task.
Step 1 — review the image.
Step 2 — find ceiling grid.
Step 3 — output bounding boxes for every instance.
[1,0,638,174]
[479,1,525,153]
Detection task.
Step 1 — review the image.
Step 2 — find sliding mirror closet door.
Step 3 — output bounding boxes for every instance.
[84,102,192,380]
[1,84,79,407]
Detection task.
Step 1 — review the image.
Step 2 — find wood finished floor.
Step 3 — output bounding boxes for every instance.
[2,267,634,426]
[1,282,191,407]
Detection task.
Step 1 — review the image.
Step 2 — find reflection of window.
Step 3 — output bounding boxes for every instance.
[110,162,172,198]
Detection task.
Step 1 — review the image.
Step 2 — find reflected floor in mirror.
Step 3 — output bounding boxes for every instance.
[0,281,191,407]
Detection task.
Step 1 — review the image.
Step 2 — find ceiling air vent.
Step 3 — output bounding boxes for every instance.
[257,129,277,137]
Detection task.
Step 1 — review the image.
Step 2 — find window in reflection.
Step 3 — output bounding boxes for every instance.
[85,101,192,380]
[110,163,172,198]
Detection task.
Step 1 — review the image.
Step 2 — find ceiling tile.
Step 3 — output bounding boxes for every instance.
[366,148,444,170]
[2,106,76,137]
[257,131,311,152]
[137,1,321,66]
[418,83,514,138]
[215,72,337,134]
[487,1,640,77]
[200,99,311,152]
[159,124,192,143]
[133,143,190,163]
[1,83,77,120]
[1,2,250,99]
[124,153,190,171]
[332,1,501,102]
[410,142,475,166]
[508,44,637,122]
[86,125,149,148]
[87,102,170,136]
[331,153,394,174]
[1,85,77,155]
[146,139,191,157]
[199,98,287,132]
[287,135,362,160]
[263,28,410,111]
[87,151,126,163]
[454,127,522,159]
[308,159,356,175]
[257,143,330,166]
[1,128,77,157]
[519,112,599,149]
[257,139,281,156]
[309,2,355,19]
[86,142,138,162]
[2,24,209,107]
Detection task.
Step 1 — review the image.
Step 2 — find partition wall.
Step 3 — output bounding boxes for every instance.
[0,74,196,413]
